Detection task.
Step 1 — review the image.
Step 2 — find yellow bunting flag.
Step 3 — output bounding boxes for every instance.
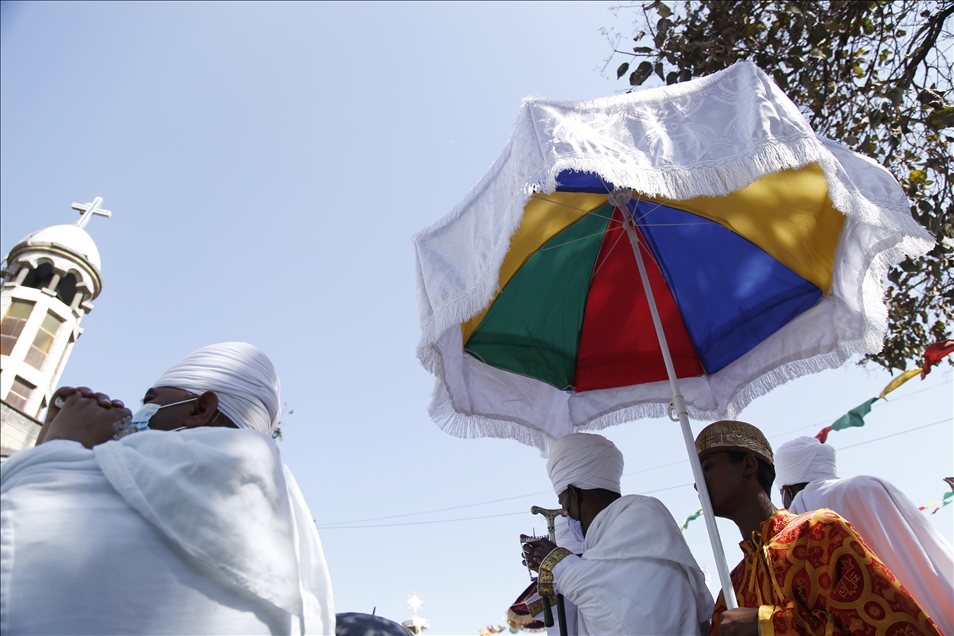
[878,368,923,400]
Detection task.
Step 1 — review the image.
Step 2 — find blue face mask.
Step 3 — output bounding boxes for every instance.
[566,516,585,545]
[116,398,197,439]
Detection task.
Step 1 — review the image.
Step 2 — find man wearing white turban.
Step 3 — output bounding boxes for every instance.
[0,342,335,635]
[775,436,954,636]
[521,433,713,636]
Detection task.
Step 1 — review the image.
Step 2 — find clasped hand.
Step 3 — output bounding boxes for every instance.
[38,386,131,449]
[520,535,557,573]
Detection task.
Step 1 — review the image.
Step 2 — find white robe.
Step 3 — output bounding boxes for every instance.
[789,475,953,636]
[0,429,335,635]
[550,495,712,636]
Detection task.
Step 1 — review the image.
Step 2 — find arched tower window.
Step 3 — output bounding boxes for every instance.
[56,273,78,305]
[22,263,54,290]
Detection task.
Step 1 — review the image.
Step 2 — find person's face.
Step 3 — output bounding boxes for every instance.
[698,451,746,517]
[140,386,198,431]
[780,484,807,509]
[558,487,579,521]
[782,486,794,509]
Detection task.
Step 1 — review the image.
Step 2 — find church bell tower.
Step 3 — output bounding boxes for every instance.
[0,197,110,456]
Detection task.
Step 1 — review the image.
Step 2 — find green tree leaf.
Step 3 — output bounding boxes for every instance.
[629,61,654,86]
[604,0,954,373]
[647,0,673,18]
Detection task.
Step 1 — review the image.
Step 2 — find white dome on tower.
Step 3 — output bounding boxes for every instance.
[14,224,102,271]
[1,197,114,458]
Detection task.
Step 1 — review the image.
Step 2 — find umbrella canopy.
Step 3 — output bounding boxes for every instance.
[414,62,933,453]
[463,167,839,391]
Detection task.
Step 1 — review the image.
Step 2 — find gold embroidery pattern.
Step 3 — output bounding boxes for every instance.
[710,510,941,636]
[695,420,773,464]
[526,599,544,618]
[537,547,573,598]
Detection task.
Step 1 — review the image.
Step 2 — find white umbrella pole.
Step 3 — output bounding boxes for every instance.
[622,212,739,610]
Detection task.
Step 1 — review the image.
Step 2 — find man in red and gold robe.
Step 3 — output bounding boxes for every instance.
[696,420,942,636]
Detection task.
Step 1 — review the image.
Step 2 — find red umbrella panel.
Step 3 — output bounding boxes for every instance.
[461,164,844,394]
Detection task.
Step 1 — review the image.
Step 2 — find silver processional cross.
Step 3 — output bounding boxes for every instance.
[72,197,112,230]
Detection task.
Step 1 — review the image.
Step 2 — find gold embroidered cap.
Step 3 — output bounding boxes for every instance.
[695,420,774,466]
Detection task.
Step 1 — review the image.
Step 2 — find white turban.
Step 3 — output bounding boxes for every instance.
[153,342,281,434]
[546,433,624,495]
[774,436,838,487]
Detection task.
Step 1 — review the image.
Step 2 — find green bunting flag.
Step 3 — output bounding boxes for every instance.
[680,508,704,532]
[831,397,879,431]
[823,340,953,439]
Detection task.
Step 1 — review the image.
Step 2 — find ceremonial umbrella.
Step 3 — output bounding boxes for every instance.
[413,62,934,606]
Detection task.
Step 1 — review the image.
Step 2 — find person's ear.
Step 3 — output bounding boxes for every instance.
[183,391,220,428]
[741,454,759,477]
[570,485,583,514]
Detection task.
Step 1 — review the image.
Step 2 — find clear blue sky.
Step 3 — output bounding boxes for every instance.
[2,3,951,634]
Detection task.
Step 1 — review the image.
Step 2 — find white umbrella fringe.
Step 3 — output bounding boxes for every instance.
[414,62,933,450]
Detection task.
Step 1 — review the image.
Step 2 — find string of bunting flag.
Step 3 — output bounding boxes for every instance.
[316,345,951,534]
[814,340,953,443]
[679,341,954,533]
[918,492,954,516]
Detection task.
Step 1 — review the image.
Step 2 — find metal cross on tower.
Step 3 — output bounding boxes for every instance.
[71,197,112,230]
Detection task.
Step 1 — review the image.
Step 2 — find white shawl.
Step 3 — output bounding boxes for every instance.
[551,495,712,635]
[0,429,334,635]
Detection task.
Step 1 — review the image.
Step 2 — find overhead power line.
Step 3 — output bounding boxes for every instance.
[316,489,553,527]
[315,415,951,530]
[838,418,950,450]
[319,380,951,528]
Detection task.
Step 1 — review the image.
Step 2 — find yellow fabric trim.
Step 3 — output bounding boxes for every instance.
[537,547,573,598]
[758,605,776,636]
[461,192,608,344]
[651,164,844,294]
[525,599,544,620]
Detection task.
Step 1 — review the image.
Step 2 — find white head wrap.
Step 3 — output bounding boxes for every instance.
[152,342,281,434]
[774,436,838,487]
[546,433,624,495]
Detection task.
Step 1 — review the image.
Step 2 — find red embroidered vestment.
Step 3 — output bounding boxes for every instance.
[711,509,941,636]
